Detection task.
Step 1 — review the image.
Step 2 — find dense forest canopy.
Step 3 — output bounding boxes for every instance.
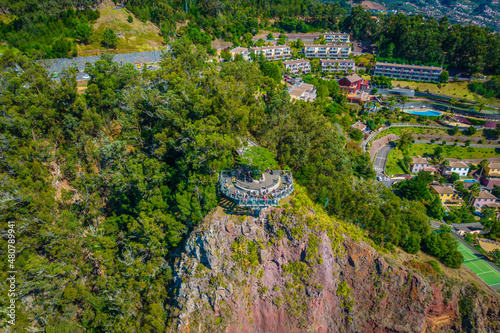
[0,36,467,329]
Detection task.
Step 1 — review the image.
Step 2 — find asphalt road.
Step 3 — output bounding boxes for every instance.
[373,143,396,188]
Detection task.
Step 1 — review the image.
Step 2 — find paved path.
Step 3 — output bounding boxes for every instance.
[38,49,170,74]
[369,134,398,161]
[372,143,396,188]
[363,123,457,154]
[370,133,500,162]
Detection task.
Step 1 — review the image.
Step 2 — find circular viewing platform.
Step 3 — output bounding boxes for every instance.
[219,169,294,207]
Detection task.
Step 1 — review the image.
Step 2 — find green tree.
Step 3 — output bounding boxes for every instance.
[221,48,232,62]
[73,20,94,44]
[433,146,444,161]
[101,28,118,49]
[128,14,134,23]
[349,128,364,141]
[400,95,409,111]
[440,70,449,83]
[243,32,253,46]
[403,232,421,254]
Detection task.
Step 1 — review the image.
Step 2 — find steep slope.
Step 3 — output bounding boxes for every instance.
[167,187,500,332]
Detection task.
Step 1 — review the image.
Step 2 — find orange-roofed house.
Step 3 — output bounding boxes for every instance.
[473,191,498,209]
[429,185,461,204]
[480,162,500,187]
[446,161,469,177]
[411,157,432,173]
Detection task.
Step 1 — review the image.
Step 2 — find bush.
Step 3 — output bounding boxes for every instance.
[127,15,133,23]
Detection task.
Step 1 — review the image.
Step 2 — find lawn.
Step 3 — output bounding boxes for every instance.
[392,79,500,106]
[371,125,485,144]
[385,143,500,176]
[76,5,166,56]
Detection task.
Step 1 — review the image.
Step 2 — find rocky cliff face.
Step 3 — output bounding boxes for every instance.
[167,194,500,333]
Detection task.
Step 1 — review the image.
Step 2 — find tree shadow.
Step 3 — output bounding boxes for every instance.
[483,129,499,140]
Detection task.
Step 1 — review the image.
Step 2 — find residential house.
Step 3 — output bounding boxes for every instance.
[480,162,500,187]
[320,59,356,73]
[429,185,462,204]
[283,59,311,75]
[338,74,363,93]
[229,47,251,61]
[372,62,443,82]
[446,161,470,177]
[251,46,291,61]
[288,82,316,102]
[453,224,485,237]
[473,191,497,209]
[303,43,351,59]
[323,32,350,43]
[411,157,432,173]
[351,122,367,133]
[347,90,371,104]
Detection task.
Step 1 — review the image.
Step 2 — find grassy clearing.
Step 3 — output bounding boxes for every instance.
[394,247,499,299]
[352,53,375,67]
[77,6,165,56]
[392,79,500,106]
[385,143,500,176]
[372,126,484,143]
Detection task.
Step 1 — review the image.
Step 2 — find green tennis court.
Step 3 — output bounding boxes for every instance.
[456,239,500,291]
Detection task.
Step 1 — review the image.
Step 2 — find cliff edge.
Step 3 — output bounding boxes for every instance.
[167,190,500,332]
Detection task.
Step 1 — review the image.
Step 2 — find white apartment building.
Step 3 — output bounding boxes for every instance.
[303,44,351,59]
[283,59,311,75]
[320,59,355,73]
[372,62,443,82]
[288,82,316,102]
[229,47,251,61]
[323,32,350,43]
[446,161,470,177]
[251,46,291,61]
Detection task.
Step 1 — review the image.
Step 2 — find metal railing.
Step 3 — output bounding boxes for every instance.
[219,170,294,207]
[219,185,294,207]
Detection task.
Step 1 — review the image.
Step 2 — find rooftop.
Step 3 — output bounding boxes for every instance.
[488,162,500,169]
[320,59,355,64]
[230,47,249,54]
[304,43,350,48]
[323,32,350,36]
[352,122,367,131]
[476,191,497,200]
[251,45,290,51]
[342,73,363,83]
[375,62,443,71]
[283,59,310,65]
[449,161,469,169]
[430,184,456,195]
[412,157,430,165]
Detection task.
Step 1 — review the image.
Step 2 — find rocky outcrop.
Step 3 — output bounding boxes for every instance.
[168,203,500,333]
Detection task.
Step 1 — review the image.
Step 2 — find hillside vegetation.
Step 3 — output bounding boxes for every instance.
[0,37,492,329]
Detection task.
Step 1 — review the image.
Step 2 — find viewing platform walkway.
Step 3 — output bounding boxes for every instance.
[219,169,294,208]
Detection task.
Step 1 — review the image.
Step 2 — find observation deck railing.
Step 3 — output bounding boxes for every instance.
[219,170,294,207]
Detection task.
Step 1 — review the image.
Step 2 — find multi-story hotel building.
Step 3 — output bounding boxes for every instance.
[323,32,350,43]
[251,46,291,61]
[372,62,443,82]
[320,59,355,73]
[283,59,311,75]
[303,44,351,59]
